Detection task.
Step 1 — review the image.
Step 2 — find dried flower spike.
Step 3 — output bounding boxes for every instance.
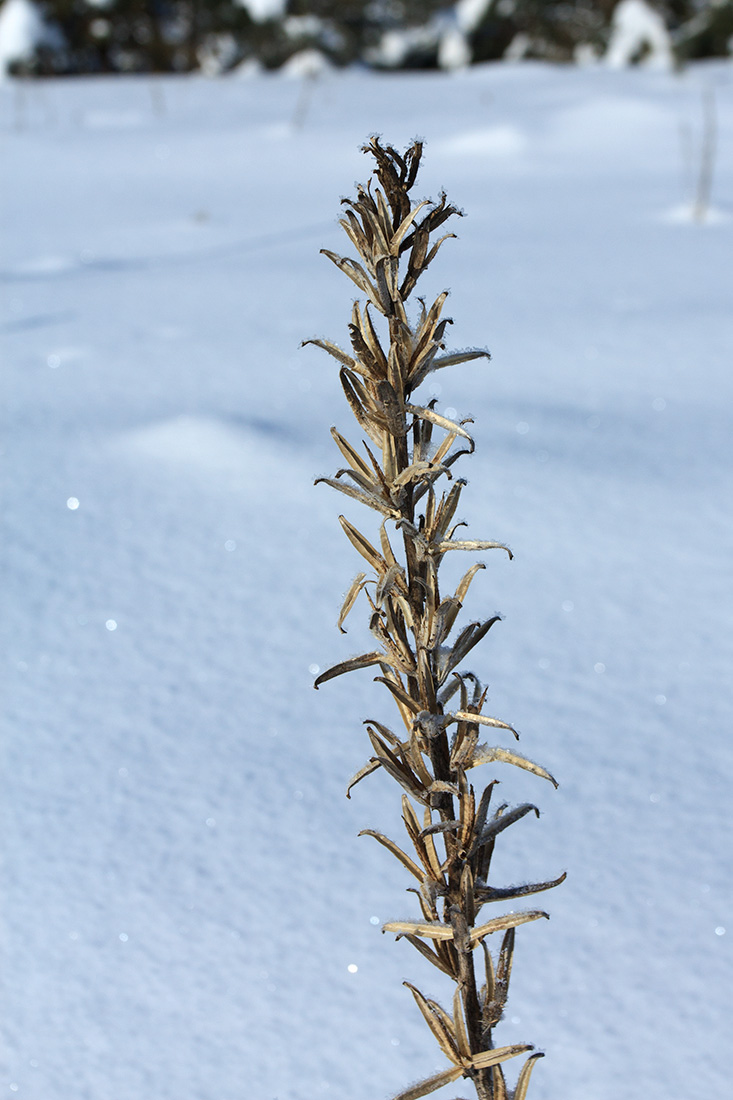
[309,137,563,1100]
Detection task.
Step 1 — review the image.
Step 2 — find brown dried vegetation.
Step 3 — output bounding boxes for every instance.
[308,138,563,1100]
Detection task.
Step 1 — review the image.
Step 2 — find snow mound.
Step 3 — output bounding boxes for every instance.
[548,95,670,158]
[658,202,732,225]
[120,416,261,475]
[605,0,673,69]
[435,125,527,158]
[8,253,78,277]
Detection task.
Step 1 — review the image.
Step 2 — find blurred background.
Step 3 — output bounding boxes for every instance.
[1,0,733,78]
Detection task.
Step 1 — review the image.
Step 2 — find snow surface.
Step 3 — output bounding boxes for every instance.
[2,61,732,1100]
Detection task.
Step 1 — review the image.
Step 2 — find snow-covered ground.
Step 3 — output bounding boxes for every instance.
[2,61,731,1100]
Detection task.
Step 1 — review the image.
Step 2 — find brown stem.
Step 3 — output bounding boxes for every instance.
[451,908,492,1100]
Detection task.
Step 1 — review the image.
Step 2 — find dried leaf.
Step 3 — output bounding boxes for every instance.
[461,862,475,927]
[472,804,539,851]
[434,349,491,370]
[378,521,400,569]
[513,1053,545,1100]
[434,539,512,559]
[452,988,471,1061]
[392,460,449,489]
[407,404,474,447]
[360,830,424,881]
[338,515,385,572]
[337,571,367,633]
[320,248,382,308]
[404,935,456,977]
[338,209,368,256]
[473,780,499,842]
[429,429,460,471]
[454,562,486,603]
[423,231,458,272]
[429,780,460,797]
[469,1044,533,1070]
[419,819,460,839]
[345,758,381,798]
[314,651,384,688]
[428,597,462,649]
[330,427,373,479]
[363,718,401,747]
[439,618,502,683]
[390,1066,463,1100]
[433,479,465,540]
[301,337,355,369]
[339,368,383,444]
[368,729,426,802]
[491,1065,508,1100]
[482,938,496,1004]
[391,199,432,252]
[347,320,384,382]
[404,983,461,1065]
[383,920,454,941]
[376,378,406,435]
[419,805,446,879]
[453,711,519,739]
[401,793,422,838]
[362,301,388,374]
[375,564,406,607]
[478,871,567,904]
[469,745,559,788]
[469,910,549,948]
[316,476,397,517]
[374,675,422,715]
[497,927,515,994]
[375,254,396,313]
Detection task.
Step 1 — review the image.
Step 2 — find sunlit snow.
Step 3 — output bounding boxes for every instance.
[2,60,732,1100]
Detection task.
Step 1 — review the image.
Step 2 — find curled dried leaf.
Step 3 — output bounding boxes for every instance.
[407,404,475,448]
[455,562,486,603]
[316,475,398,518]
[434,539,513,559]
[453,711,519,740]
[313,651,384,688]
[301,337,355,369]
[477,871,567,905]
[468,745,559,788]
[513,1052,545,1100]
[345,758,381,799]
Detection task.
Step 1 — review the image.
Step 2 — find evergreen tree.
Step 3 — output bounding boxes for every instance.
[2,0,730,77]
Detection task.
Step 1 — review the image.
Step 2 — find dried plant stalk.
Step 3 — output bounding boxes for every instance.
[309,138,563,1100]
